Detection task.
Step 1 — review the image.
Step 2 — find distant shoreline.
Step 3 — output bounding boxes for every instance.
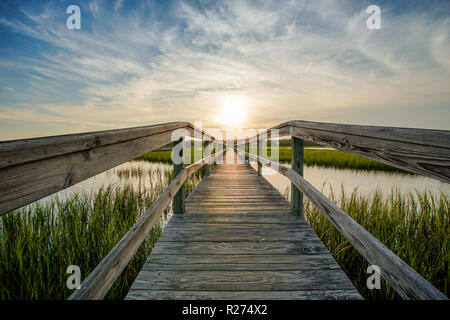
[135,147,407,173]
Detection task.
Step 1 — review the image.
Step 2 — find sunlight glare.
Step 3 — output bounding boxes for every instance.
[219,95,247,126]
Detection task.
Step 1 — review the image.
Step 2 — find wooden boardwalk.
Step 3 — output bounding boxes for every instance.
[126,150,362,300]
[3,120,445,300]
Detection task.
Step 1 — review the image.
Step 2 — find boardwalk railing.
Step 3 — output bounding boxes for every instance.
[273,120,450,183]
[236,120,449,300]
[0,120,448,300]
[0,121,225,299]
[69,147,227,300]
[0,122,221,216]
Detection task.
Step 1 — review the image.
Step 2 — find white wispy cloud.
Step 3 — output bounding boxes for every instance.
[0,0,449,139]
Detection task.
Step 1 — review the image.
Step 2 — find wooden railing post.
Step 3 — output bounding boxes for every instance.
[213,141,217,168]
[246,140,250,164]
[257,134,262,176]
[204,141,211,176]
[291,136,304,215]
[173,138,184,214]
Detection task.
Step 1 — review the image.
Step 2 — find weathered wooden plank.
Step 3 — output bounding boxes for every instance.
[165,222,308,230]
[288,121,450,183]
[167,213,303,224]
[192,187,277,191]
[142,263,336,272]
[184,200,289,204]
[188,192,284,200]
[187,193,285,197]
[145,254,337,265]
[129,270,357,291]
[185,200,288,204]
[185,210,293,214]
[157,229,317,242]
[186,201,287,205]
[185,201,289,206]
[126,289,362,300]
[287,120,450,148]
[192,189,278,192]
[184,205,291,210]
[185,203,289,207]
[184,210,292,214]
[151,241,329,255]
[0,122,188,169]
[143,254,340,271]
[186,198,285,202]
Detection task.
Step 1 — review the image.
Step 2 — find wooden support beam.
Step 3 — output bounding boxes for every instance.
[257,134,262,176]
[246,141,250,164]
[204,141,212,177]
[291,137,304,215]
[173,138,184,214]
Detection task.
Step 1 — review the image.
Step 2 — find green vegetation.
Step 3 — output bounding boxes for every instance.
[137,147,405,173]
[0,185,161,300]
[0,156,446,300]
[136,146,204,164]
[284,148,402,172]
[136,150,173,163]
[0,165,206,300]
[302,188,449,299]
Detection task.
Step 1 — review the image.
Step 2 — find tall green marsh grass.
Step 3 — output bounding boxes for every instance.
[0,152,446,300]
[0,185,162,299]
[138,147,404,172]
[303,187,449,299]
[0,161,207,300]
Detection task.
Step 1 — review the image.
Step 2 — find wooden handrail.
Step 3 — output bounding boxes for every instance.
[236,147,447,300]
[68,148,227,300]
[241,120,450,183]
[0,122,223,216]
[1,119,448,300]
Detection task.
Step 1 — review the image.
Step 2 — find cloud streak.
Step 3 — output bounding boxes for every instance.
[0,0,449,139]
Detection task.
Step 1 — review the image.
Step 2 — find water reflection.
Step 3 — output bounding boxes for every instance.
[251,162,450,199]
[30,160,449,225]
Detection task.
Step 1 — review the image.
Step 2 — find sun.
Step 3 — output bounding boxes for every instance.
[219,95,247,126]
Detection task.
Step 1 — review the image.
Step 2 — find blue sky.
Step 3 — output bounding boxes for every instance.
[0,0,449,140]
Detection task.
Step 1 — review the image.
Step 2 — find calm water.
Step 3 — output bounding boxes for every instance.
[39,161,172,203]
[31,161,175,225]
[250,163,450,199]
[32,160,449,216]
